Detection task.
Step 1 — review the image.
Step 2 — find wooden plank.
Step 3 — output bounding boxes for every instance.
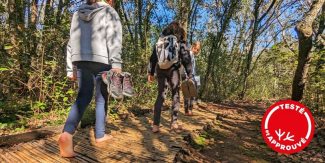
[42,139,99,163]
[45,138,114,162]
[0,153,7,162]
[1,152,19,162]
[20,143,54,162]
[76,126,183,150]
[61,137,148,162]
[30,142,72,163]
[13,148,35,163]
[14,146,41,163]
[33,143,68,163]
[51,137,147,162]
[0,153,15,163]
[47,136,159,162]
[74,134,179,161]
[7,151,28,162]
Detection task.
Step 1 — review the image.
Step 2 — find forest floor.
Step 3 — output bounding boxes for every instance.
[0,100,324,162]
[176,100,325,163]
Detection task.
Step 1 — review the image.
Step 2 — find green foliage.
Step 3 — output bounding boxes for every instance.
[109,112,119,121]
[245,43,297,100]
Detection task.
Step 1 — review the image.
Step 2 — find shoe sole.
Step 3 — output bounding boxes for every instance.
[123,92,135,97]
[111,92,123,99]
[187,80,198,98]
[181,82,191,98]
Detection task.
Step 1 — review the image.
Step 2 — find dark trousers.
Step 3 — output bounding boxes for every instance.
[63,61,111,138]
[154,67,180,125]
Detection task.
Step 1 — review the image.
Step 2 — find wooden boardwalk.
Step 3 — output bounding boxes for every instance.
[0,102,218,162]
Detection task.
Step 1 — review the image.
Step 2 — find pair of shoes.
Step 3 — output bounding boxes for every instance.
[181,79,198,98]
[102,70,136,99]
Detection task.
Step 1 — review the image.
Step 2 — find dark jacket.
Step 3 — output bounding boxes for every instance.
[148,40,193,77]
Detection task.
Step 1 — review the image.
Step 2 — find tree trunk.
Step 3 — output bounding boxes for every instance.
[56,0,63,25]
[143,1,154,57]
[8,0,17,50]
[134,0,139,56]
[189,0,200,44]
[138,0,144,49]
[313,4,325,110]
[28,0,39,57]
[121,1,135,46]
[176,0,191,34]
[291,0,325,101]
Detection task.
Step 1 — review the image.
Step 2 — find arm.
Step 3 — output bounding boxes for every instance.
[192,54,196,75]
[66,39,76,78]
[180,41,193,77]
[148,45,157,76]
[106,7,123,70]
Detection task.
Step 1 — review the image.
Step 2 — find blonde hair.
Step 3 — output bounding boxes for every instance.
[87,0,114,7]
[191,41,201,51]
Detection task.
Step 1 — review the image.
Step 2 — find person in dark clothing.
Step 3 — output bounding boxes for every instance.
[148,21,193,133]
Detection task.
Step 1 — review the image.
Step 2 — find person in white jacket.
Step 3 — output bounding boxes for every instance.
[59,0,123,157]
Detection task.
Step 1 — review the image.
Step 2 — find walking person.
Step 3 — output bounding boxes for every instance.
[148,21,193,133]
[58,0,124,157]
[181,41,201,116]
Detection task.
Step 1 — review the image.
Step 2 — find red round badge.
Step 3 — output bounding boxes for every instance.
[261,100,315,154]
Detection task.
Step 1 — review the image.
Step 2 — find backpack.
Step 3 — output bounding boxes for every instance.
[156,35,179,69]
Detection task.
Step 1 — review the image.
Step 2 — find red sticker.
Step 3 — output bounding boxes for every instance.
[261,100,315,154]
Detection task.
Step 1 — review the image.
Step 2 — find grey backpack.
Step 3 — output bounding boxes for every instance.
[156,35,179,69]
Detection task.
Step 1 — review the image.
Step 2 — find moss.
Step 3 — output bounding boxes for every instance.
[193,135,206,149]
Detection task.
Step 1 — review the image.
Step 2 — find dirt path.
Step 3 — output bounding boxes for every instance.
[0,100,324,162]
[176,101,325,163]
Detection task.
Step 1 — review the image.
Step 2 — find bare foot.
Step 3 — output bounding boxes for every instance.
[185,110,194,116]
[171,124,183,130]
[58,132,77,157]
[95,134,113,143]
[152,125,160,133]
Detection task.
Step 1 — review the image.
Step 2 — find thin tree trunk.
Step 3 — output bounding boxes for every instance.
[143,1,154,58]
[291,0,325,101]
[29,0,39,57]
[138,0,144,49]
[134,0,139,55]
[176,0,191,34]
[56,0,63,25]
[121,1,135,46]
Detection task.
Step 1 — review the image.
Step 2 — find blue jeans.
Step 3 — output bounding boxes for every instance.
[63,61,111,138]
